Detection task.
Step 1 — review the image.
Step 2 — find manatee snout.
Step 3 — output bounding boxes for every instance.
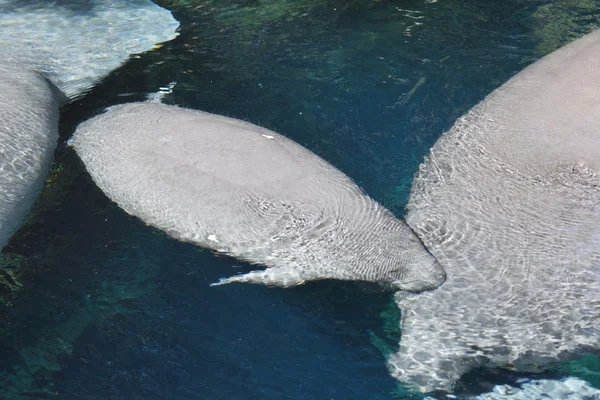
[367,222,446,292]
[392,225,446,291]
[392,259,445,292]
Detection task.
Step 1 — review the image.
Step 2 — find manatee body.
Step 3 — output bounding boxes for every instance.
[70,102,445,291]
[0,0,179,251]
[388,29,600,391]
[0,67,64,249]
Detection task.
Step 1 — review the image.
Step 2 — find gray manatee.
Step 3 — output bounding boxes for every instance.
[0,66,65,249]
[0,0,179,251]
[70,101,445,291]
[388,29,600,391]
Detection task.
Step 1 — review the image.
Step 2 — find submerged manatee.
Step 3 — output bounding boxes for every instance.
[0,0,179,251]
[387,29,600,391]
[70,101,445,291]
[0,66,65,249]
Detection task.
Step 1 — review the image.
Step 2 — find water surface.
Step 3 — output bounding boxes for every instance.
[2,0,600,398]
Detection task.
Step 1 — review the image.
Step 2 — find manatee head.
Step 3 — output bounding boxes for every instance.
[339,215,446,292]
[385,237,445,292]
[390,258,445,292]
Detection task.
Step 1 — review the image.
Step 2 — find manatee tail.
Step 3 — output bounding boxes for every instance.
[0,0,179,99]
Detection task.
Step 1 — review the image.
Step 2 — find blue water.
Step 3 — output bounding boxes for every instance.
[2,0,600,398]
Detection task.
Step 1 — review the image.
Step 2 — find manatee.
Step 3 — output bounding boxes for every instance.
[69,100,445,291]
[0,66,65,249]
[0,0,179,251]
[387,29,600,391]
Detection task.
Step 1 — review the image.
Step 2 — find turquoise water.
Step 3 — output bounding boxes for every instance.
[1,0,600,398]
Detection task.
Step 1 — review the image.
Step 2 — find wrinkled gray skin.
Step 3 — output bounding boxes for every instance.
[0,0,178,251]
[0,65,65,249]
[388,29,600,392]
[70,102,445,291]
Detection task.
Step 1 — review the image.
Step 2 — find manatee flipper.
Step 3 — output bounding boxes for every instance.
[212,267,306,288]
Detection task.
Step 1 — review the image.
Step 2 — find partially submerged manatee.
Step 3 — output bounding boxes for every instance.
[0,67,65,249]
[388,29,600,391]
[70,101,445,291]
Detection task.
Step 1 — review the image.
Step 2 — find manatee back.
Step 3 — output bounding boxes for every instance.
[476,29,600,176]
[0,66,63,249]
[391,30,600,391]
[71,102,372,254]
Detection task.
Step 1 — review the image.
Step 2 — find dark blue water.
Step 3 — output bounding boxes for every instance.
[2,1,600,398]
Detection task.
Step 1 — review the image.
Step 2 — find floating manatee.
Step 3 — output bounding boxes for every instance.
[0,65,66,249]
[70,101,445,291]
[387,29,600,391]
[0,0,179,251]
